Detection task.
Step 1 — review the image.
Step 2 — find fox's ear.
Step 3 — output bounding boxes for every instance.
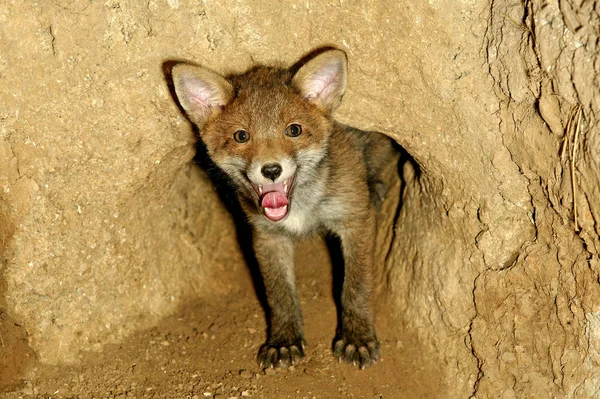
[171,64,233,127]
[292,49,348,112]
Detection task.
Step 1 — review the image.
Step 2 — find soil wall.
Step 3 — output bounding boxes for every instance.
[0,0,598,397]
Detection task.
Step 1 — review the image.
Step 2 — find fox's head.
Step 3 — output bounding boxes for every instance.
[172,49,347,223]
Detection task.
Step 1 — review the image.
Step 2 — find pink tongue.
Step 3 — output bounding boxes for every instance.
[261,191,288,208]
[260,191,289,221]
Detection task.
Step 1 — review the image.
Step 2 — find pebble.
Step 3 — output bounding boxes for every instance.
[240,370,253,379]
[247,328,257,334]
[265,368,277,376]
[161,340,170,346]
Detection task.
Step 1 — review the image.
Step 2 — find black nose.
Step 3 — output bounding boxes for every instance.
[261,163,282,181]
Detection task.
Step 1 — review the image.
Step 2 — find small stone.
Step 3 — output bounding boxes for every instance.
[265,368,277,376]
[161,340,170,346]
[241,391,250,397]
[240,370,253,379]
[247,328,257,334]
[288,366,296,372]
[203,392,212,397]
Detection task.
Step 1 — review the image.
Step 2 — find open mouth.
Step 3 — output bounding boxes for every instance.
[251,175,295,222]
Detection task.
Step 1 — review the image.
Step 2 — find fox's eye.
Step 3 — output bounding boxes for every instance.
[285,124,302,137]
[233,130,250,143]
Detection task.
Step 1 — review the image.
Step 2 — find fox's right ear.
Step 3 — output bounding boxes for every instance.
[171,64,233,128]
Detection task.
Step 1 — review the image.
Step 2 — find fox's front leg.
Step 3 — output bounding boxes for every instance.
[333,211,380,368]
[253,228,305,368]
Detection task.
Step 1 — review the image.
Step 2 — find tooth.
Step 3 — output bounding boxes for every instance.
[258,185,263,195]
[283,180,288,194]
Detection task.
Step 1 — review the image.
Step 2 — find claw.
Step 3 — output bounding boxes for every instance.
[257,339,306,370]
[332,335,380,369]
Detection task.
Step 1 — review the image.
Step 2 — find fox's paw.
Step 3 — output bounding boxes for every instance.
[257,339,305,369]
[333,334,380,369]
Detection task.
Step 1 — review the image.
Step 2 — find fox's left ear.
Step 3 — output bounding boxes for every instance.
[292,49,348,112]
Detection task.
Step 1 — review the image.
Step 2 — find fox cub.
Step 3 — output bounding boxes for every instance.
[172,48,395,369]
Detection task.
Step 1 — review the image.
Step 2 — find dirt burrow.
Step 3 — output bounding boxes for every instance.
[1,0,599,398]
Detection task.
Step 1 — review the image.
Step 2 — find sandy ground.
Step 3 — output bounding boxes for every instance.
[1,239,441,399]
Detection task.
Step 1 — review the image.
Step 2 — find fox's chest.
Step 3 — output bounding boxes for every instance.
[279,194,346,236]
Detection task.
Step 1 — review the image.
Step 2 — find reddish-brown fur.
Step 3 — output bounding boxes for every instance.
[172,49,396,369]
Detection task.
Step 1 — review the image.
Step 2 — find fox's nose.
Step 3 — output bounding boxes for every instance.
[261,163,283,181]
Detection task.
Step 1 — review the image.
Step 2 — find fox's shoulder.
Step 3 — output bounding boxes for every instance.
[330,123,396,171]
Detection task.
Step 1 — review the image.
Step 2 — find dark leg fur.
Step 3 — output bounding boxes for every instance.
[253,229,305,368]
[332,210,380,368]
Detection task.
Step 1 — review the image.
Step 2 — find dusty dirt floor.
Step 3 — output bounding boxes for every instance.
[1,238,442,399]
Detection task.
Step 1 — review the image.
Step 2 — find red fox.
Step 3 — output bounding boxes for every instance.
[171,48,396,369]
